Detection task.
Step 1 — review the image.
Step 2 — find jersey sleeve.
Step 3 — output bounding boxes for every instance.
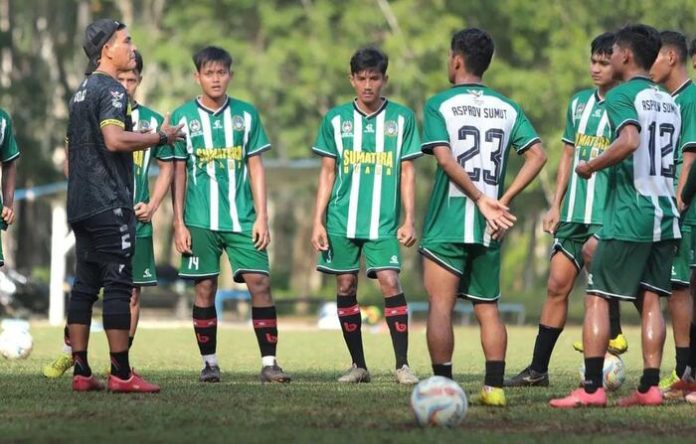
[151,112,174,161]
[510,107,541,154]
[680,101,696,153]
[0,113,19,163]
[311,114,338,158]
[246,108,271,158]
[421,99,450,155]
[171,110,189,160]
[400,111,422,161]
[98,85,128,129]
[606,88,640,138]
[561,97,576,145]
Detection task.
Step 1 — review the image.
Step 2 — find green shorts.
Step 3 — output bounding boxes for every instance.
[551,222,601,271]
[419,242,501,301]
[672,226,691,287]
[132,236,157,286]
[316,235,401,279]
[687,223,696,269]
[179,226,270,283]
[588,239,678,300]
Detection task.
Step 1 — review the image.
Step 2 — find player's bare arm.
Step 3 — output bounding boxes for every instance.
[135,159,173,223]
[248,154,270,251]
[102,112,184,153]
[576,125,640,178]
[431,145,516,231]
[172,159,191,254]
[397,159,416,247]
[1,158,16,225]
[543,143,574,234]
[310,156,336,252]
[676,151,696,212]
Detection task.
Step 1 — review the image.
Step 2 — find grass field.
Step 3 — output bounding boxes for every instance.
[0,323,695,443]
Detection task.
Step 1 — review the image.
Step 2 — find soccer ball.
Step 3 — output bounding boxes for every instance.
[578,353,625,391]
[410,376,468,427]
[0,328,33,359]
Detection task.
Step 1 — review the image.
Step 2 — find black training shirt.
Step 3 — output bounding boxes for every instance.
[67,72,134,223]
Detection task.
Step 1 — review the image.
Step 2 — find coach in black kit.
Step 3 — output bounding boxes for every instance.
[65,18,183,393]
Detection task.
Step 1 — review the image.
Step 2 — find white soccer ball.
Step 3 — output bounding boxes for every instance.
[0,328,33,359]
[579,353,625,391]
[410,376,468,427]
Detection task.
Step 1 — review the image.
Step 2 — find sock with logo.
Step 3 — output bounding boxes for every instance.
[193,305,217,358]
[432,362,453,379]
[384,293,409,369]
[530,324,563,374]
[110,351,131,380]
[337,294,366,369]
[252,305,278,365]
[583,356,604,394]
[484,361,505,388]
[609,299,622,338]
[638,368,660,393]
[72,350,91,377]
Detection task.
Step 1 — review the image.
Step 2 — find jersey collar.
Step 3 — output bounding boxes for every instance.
[594,89,605,104]
[452,82,485,88]
[196,96,230,116]
[353,97,388,118]
[672,79,692,97]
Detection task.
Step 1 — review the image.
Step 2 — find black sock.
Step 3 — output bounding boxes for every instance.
[609,299,622,338]
[530,324,562,373]
[252,306,278,359]
[583,356,604,393]
[192,305,217,356]
[432,363,453,379]
[72,351,91,377]
[484,361,505,388]
[676,347,689,377]
[128,336,134,349]
[110,351,131,380]
[689,323,696,375]
[384,293,409,368]
[337,294,366,369]
[638,368,660,393]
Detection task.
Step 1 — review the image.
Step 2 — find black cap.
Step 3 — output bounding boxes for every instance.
[83,18,125,75]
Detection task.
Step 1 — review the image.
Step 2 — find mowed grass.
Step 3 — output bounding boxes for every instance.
[0,324,695,443]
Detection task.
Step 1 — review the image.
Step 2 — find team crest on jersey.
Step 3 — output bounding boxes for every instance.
[138,120,151,131]
[110,90,124,108]
[232,115,245,131]
[341,120,353,136]
[189,119,203,137]
[575,103,586,117]
[384,120,398,137]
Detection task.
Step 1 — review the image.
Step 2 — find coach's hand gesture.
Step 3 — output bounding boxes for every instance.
[160,113,186,145]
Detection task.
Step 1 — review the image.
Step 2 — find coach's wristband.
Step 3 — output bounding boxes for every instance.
[157,131,168,146]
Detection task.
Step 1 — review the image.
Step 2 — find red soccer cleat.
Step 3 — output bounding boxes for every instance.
[616,386,662,407]
[108,369,160,393]
[72,374,105,392]
[549,388,607,408]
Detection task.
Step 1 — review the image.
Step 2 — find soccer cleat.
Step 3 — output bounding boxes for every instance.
[43,354,74,379]
[259,363,291,383]
[685,390,696,404]
[616,386,662,407]
[572,333,628,355]
[199,363,221,383]
[658,369,679,391]
[337,364,371,383]
[660,367,696,399]
[108,369,160,393]
[549,388,607,408]
[504,366,549,387]
[472,385,507,406]
[395,365,419,385]
[72,374,105,392]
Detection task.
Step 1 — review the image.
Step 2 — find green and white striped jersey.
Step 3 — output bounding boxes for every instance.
[421,84,540,246]
[172,97,270,232]
[602,77,681,242]
[561,89,611,225]
[673,80,696,225]
[0,108,19,210]
[131,104,173,237]
[312,99,422,239]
